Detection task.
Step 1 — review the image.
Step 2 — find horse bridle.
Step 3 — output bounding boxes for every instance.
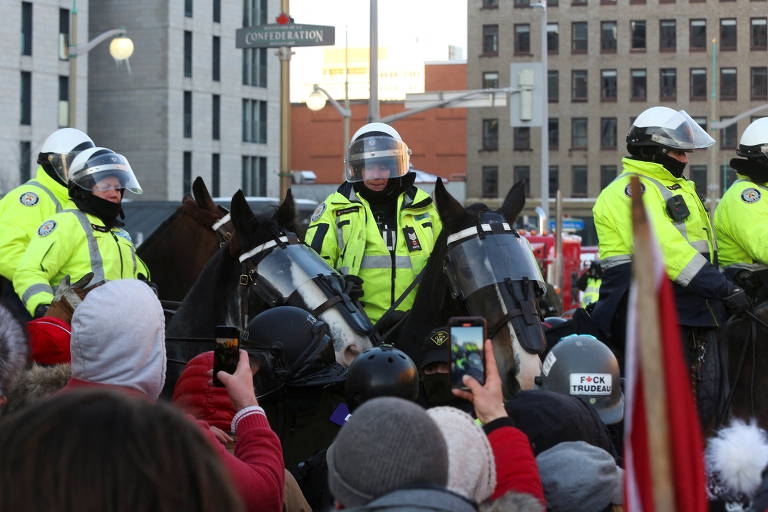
[211,212,233,247]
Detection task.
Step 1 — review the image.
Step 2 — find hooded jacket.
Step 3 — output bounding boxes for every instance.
[172,351,235,431]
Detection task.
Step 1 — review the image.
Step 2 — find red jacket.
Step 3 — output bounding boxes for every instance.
[172,351,236,431]
[484,418,546,506]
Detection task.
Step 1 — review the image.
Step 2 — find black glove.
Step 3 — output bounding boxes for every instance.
[725,287,751,316]
[34,304,50,319]
[343,274,364,300]
[138,274,159,297]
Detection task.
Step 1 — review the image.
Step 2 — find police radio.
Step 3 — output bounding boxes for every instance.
[666,195,690,222]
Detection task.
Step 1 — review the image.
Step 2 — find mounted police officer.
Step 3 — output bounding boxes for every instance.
[714,117,768,266]
[591,106,749,429]
[306,123,442,328]
[0,128,95,318]
[13,147,149,318]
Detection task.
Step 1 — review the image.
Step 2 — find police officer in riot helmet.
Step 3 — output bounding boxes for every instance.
[344,345,419,412]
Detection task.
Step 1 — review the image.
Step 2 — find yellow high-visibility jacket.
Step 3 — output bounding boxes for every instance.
[714,176,768,266]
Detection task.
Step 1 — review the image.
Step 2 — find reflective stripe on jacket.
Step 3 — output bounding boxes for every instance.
[714,176,768,266]
[305,181,442,323]
[0,167,76,280]
[13,209,149,315]
[580,277,601,307]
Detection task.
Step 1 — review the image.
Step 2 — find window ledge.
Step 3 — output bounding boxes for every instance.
[571,98,588,103]
[659,47,677,53]
[601,49,617,54]
[630,48,647,53]
[480,53,499,58]
[601,98,618,102]
[630,97,648,102]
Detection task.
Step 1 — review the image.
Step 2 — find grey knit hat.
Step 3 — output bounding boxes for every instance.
[536,441,623,512]
[326,396,449,507]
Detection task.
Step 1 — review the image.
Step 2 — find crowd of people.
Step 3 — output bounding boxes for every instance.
[0,105,767,510]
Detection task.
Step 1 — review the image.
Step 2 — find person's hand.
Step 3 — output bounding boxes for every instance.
[725,287,751,316]
[452,339,508,424]
[214,350,260,411]
[209,425,233,446]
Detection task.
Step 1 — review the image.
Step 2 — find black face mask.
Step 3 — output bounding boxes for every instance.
[657,153,687,178]
[70,187,124,228]
[421,373,455,405]
[730,157,768,183]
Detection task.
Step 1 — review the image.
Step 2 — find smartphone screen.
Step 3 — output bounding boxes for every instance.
[449,317,486,389]
[213,325,240,387]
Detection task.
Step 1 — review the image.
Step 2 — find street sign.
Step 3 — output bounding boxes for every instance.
[549,219,585,232]
[509,62,545,127]
[236,23,335,49]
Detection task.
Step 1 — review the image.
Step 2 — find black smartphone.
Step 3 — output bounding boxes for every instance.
[213,325,240,387]
[449,316,486,390]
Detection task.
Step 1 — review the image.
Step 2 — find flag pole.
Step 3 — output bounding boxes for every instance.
[629,176,675,510]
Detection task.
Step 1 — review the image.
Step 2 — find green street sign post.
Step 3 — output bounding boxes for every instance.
[236,23,335,49]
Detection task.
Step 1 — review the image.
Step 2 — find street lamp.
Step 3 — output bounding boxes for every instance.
[68,0,134,128]
[306,84,352,172]
[532,1,549,233]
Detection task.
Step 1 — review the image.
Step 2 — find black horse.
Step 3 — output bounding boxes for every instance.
[390,179,547,396]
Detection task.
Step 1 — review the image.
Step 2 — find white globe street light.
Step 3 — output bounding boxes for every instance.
[306,89,327,111]
[109,36,134,61]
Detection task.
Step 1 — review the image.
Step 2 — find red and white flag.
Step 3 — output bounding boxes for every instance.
[624,177,707,512]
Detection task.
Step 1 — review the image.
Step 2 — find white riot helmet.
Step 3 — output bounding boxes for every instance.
[37,128,95,184]
[627,106,715,156]
[69,147,143,194]
[737,117,768,159]
[344,122,412,183]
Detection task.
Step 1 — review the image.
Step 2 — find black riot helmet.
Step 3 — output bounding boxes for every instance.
[344,345,419,412]
[536,334,624,425]
[244,306,346,398]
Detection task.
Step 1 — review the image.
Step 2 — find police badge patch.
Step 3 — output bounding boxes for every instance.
[429,329,448,346]
[741,188,761,203]
[624,183,645,198]
[310,202,326,223]
[19,191,39,206]
[37,220,57,237]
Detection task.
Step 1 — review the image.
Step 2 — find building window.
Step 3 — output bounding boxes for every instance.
[693,116,707,132]
[600,165,617,189]
[184,31,193,77]
[571,70,588,102]
[690,19,707,51]
[20,71,31,125]
[720,117,737,148]
[600,118,617,149]
[242,99,267,143]
[482,71,499,89]
[571,118,588,149]
[548,70,559,103]
[659,20,676,51]
[514,0,531,6]
[549,166,559,198]
[660,68,677,101]
[21,1,32,56]
[514,166,531,197]
[184,91,192,138]
[514,127,531,150]
[243,48,268,87]
[572,0,587,6]
[242,156,267,196]
[690,165,707,198]
[572,22,588,53]
[547,23,559,54]
[514,24,531,54]
[58,76,69,127]
[690,68,707,100]
[751,67,768,100]
[483,0,499,7]
[482,166,498,198]
[482,25,499,55]
[212,94,220,140]
[183,152,192,194]
[59,8,70,60]
[720,19,737,51]
[721,164,737,190]
[630,20,646,51]
[572,166,588,197]
[549,118,559,150]
[720,68,737,100]
[185,0,193,17]
[212,36,221,81]
[601,21,617,53]
[243,0,268,25]
[630,69,647,101]
[212,153,220,196]
[752,18,767,50]
[601,69,617,101]
[482,119,499,150]
[19,141,31,182]
[213,0,221,22]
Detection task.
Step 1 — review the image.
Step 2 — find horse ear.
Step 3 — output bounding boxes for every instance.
[192,177,217,212]
[434,178,464,225]
[499,180,527,225]
[274,189,297,229]
[230,190,255,235]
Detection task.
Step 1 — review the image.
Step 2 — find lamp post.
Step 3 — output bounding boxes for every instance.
[707,37,719,208]
[68,0,133,128]
[532,1,549,232]
[306,84,352,179]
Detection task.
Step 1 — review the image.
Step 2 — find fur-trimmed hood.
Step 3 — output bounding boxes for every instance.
[706,419,768,505]
[0,304,29,397]
[2,363,71,415]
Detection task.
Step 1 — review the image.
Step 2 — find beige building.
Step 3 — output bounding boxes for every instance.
[467,0,768,229]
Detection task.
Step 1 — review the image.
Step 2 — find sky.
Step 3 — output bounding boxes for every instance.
[287,0,468,102]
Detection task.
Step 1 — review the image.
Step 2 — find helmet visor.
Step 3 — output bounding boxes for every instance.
[646,110,715,150]
[256,244,337,299]
[70,152,143,194]
[344,136,411,183]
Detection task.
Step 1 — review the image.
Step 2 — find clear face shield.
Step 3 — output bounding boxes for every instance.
[646,109,715,150]
[70,152,143,194]
[255,243,338,299]
[344,136,412,183]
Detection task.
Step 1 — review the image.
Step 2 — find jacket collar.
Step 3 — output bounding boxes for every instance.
[331,181,434,211]
[622,157,686,183]
[33,166,71,202]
